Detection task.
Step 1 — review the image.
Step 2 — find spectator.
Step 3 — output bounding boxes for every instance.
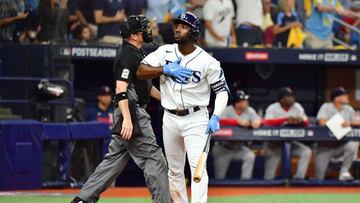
[262,0,275,46]
[0,0,29,43]
[94,0,126,44]
[122,0,147,16]
[262,0,274,31]
[149,18,164,45]
[234,0,264,47]
[315,87,359,180]
[273,0,302,47]
[74,25,94,45]
[38,0,68,43]
[304,0,360,49]
[339,2,360,46]
[145,0,174,23]
[187,0,205,20]
[203,0,236,47]
[85,86,114,126]
[73,0,97,37]
[263,87,311,180]
[212,90,260,180]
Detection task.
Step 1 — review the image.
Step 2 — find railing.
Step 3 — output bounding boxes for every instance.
[333,17,360,49]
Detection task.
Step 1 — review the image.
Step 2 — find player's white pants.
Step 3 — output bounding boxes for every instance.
[163,108,209,203]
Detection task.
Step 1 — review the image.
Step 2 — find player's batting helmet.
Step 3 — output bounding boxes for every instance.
[172,12,201,41]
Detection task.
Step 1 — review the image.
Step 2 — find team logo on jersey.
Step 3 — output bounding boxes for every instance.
[165,60,202,84]
[169,71,202,84]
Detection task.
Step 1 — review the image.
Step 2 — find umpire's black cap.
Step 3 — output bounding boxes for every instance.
[278,87,294,100]
[331,87,347,100]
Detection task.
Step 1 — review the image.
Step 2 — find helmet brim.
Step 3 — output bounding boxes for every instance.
[172,19,194,29]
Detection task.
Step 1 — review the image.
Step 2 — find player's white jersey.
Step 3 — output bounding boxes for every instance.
[141,43,227,110]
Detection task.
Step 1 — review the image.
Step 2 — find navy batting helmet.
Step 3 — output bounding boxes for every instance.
[172,12,201,41]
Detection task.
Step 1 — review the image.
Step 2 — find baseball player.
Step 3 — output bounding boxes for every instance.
[71,15,192,203]
[137,12,229,203]
[315,87,359,180]
[263,87,312,180]
[212,90,260,180]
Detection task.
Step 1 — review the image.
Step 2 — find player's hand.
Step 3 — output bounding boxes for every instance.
[207,114,221,134]
[294,117,304,125]
[237,119,250,128]
[342,120,351,128]
[286,116,296,124]
[163,58,193,83]
[121,118,133,140]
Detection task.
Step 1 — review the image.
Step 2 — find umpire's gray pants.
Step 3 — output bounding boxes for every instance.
[212,142,255,179]
[78,107,172,203]
[314,141,358,180]
[264,141,312,180]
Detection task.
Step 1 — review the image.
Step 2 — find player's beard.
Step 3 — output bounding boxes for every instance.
[175,34,191,45]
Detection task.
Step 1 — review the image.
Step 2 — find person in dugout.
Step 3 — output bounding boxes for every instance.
[262,87,312,180]
[212,90,261,180]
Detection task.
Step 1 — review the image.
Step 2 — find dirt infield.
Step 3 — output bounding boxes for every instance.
[21,187,360,198]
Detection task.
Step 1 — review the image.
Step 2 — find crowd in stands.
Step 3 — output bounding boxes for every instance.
[1,0,359,48]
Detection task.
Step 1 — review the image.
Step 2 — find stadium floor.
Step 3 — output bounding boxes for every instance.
[1,187,360,203]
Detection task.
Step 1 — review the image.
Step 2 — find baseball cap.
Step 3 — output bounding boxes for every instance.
[99,86,112,96]
[331,87,347,100]
[233,90,249,103]
[278,87,294,100]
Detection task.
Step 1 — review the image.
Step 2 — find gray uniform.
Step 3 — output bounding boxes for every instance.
[315,102,359,180]
[212,105,259,179]
[76,41,171,203]
[264,102,312,180]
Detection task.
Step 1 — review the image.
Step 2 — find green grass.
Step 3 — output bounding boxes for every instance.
[1,194,360,203]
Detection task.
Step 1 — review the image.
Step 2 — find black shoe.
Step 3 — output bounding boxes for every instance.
[71,197,88,203]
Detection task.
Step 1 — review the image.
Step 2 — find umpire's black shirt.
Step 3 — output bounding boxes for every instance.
[114,41,152,105]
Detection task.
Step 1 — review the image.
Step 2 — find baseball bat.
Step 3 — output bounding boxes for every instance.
[193,133,212,183]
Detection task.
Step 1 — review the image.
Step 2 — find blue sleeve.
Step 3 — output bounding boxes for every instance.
[94,0,104,11]
[276,12,285,25]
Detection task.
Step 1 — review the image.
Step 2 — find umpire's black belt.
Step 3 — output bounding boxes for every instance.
[165,106,201,117]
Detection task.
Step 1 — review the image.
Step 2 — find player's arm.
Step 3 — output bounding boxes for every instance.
[137,63,165,79]
[208,90,229,133]
[137,61,192,82]
[150,85,161,101]
[251,119,262,129]
[318,118,327,126]
[251,110,262,129]
[115,80,133,140]
[206,61,229,133]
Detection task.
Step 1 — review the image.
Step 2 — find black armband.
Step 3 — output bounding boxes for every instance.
[211,80,228,94]
[114,92,128,104]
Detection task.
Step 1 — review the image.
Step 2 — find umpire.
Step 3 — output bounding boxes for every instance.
[71,15,174,203]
